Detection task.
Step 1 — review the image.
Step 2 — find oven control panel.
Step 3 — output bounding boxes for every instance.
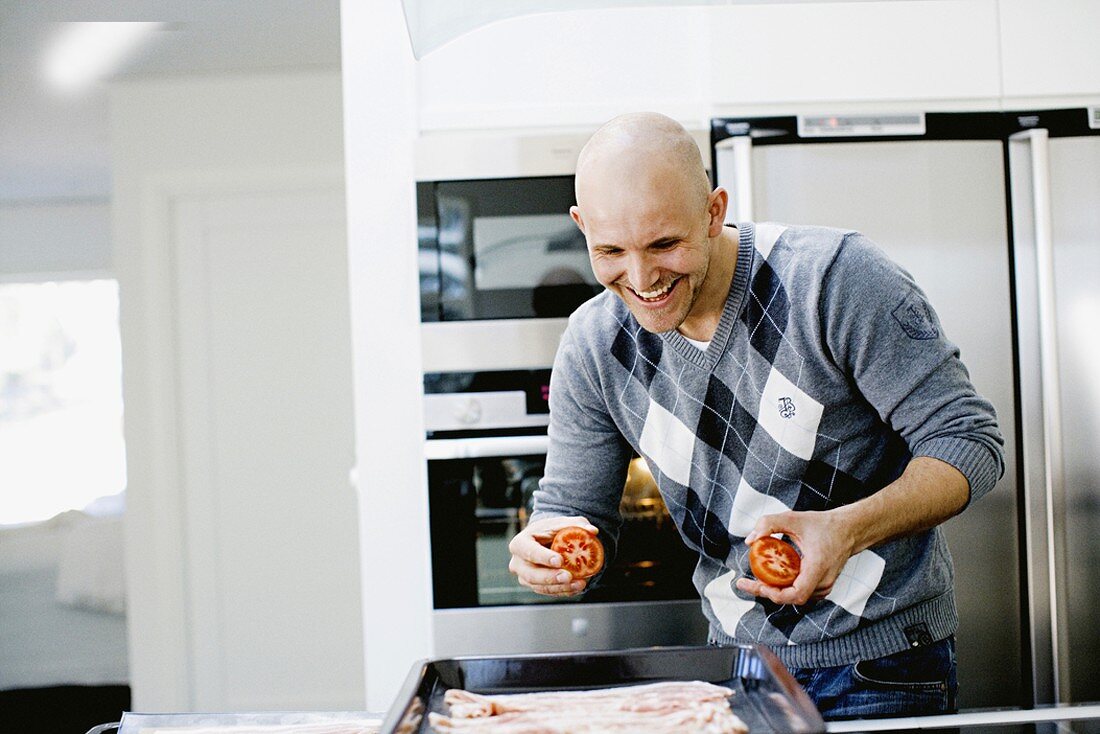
[424,369,551,436]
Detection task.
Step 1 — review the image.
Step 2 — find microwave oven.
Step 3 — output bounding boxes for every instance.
[415,127,712,326]
[417,175,602,322]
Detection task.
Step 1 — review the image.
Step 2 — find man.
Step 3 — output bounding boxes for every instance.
[507,112,1004,719]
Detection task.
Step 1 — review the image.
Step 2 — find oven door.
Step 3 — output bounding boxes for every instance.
[418,175,603,322]
[425,435,710,656]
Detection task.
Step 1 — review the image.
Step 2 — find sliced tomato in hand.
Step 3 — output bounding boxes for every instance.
[748,536,801,588]
[550,526,605,580]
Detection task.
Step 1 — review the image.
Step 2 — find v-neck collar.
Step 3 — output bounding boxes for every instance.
[662,222,756,370]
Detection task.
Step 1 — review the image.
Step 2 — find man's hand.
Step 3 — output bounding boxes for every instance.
[736,510,854,606]
[508,516,600,597]
[736,457,971,606]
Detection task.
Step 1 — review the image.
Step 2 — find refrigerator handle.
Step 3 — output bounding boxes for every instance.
[714,135,754,223]
[1011,127,1071,702]
[731,136,754,223]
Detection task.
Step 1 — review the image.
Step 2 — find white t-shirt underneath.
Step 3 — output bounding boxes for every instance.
[681,334,710,352]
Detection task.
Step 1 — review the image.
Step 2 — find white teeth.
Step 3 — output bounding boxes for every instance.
[635,280,676,300]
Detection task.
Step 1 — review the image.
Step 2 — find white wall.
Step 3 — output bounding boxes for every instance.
[340,0,434,715]
[111,70,363,712]
[0,199,111,281]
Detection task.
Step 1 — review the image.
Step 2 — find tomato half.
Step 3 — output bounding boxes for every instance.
[550,526,605,580]
[748,536,801,588]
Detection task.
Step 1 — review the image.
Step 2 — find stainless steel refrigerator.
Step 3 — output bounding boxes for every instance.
[711,108,1100,710]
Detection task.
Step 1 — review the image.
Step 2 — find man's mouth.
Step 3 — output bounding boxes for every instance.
[628,277,680,303]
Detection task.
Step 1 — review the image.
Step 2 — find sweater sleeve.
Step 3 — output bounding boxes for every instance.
[820,233,1005,505]
[530,325,632,563]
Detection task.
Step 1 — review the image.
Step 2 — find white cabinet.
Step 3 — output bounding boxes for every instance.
[416,6,712,130]
[707,1,1002,106]
[999,0,1100,99]
[416,2,1010,130]
[414,0,1100,129]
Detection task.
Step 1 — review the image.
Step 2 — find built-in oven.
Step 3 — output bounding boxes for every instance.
[423,369,709,657]
[417,128,712,657]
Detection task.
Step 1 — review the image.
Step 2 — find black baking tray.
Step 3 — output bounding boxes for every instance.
[380,644,825,733]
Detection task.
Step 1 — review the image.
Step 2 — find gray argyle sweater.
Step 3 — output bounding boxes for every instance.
[531,222,1004,669]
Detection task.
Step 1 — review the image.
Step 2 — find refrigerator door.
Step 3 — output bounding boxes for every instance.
[717,126,1024,710]
[1010,114,1100,704]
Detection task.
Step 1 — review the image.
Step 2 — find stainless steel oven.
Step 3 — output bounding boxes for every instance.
[424,369,709,657]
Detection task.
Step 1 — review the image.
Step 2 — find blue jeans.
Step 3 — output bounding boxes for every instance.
[788,636,957,720]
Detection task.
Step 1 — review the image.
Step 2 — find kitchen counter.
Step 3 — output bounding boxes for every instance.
[827,703,1100,732]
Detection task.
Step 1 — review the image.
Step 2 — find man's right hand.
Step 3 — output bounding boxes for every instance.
[508,516,600,597]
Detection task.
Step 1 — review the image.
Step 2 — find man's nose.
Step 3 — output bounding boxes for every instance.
[626,253,657,290]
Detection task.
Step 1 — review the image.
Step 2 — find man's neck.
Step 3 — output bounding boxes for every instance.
[677,225,739,342]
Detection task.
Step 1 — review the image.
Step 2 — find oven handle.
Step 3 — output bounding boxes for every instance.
[425,435,550,460]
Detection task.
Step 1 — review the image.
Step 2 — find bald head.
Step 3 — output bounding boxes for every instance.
[575,112,710,215]
[569,113,735,339]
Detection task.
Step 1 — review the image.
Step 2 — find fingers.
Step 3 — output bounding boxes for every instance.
[753,578,830,605]
[507,556,566,586]
[740,509,852,605]
[735,576,818,606]
[507,515,598,597]
[527,580,587,597]
[786,574,820,606]
[735,577,764,598]
[508,515,598,567]
[509,532,564,569]
[737,548,835,606]
[507,555,587,596]
[744,511,798,546]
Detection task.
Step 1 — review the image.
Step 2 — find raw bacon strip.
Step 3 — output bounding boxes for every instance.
[443,680,733,716]
[431,680,747,734]
[428,702,745,733]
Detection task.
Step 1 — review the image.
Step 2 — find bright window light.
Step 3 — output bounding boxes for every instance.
[0,280,127,526]
[43,21,164,94]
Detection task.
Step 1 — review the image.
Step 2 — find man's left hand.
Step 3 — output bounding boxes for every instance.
[735,509,856,606]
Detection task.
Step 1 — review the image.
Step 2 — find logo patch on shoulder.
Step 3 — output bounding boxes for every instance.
[891,290,938,340]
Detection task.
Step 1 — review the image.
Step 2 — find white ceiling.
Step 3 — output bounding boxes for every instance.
[0,1,341,202]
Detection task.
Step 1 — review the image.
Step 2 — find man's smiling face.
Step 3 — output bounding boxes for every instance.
[569,112,732,339]
[574,186,713,335]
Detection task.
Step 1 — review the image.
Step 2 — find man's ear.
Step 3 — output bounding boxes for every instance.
[707,187,729,237]
[569,205,585,233]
